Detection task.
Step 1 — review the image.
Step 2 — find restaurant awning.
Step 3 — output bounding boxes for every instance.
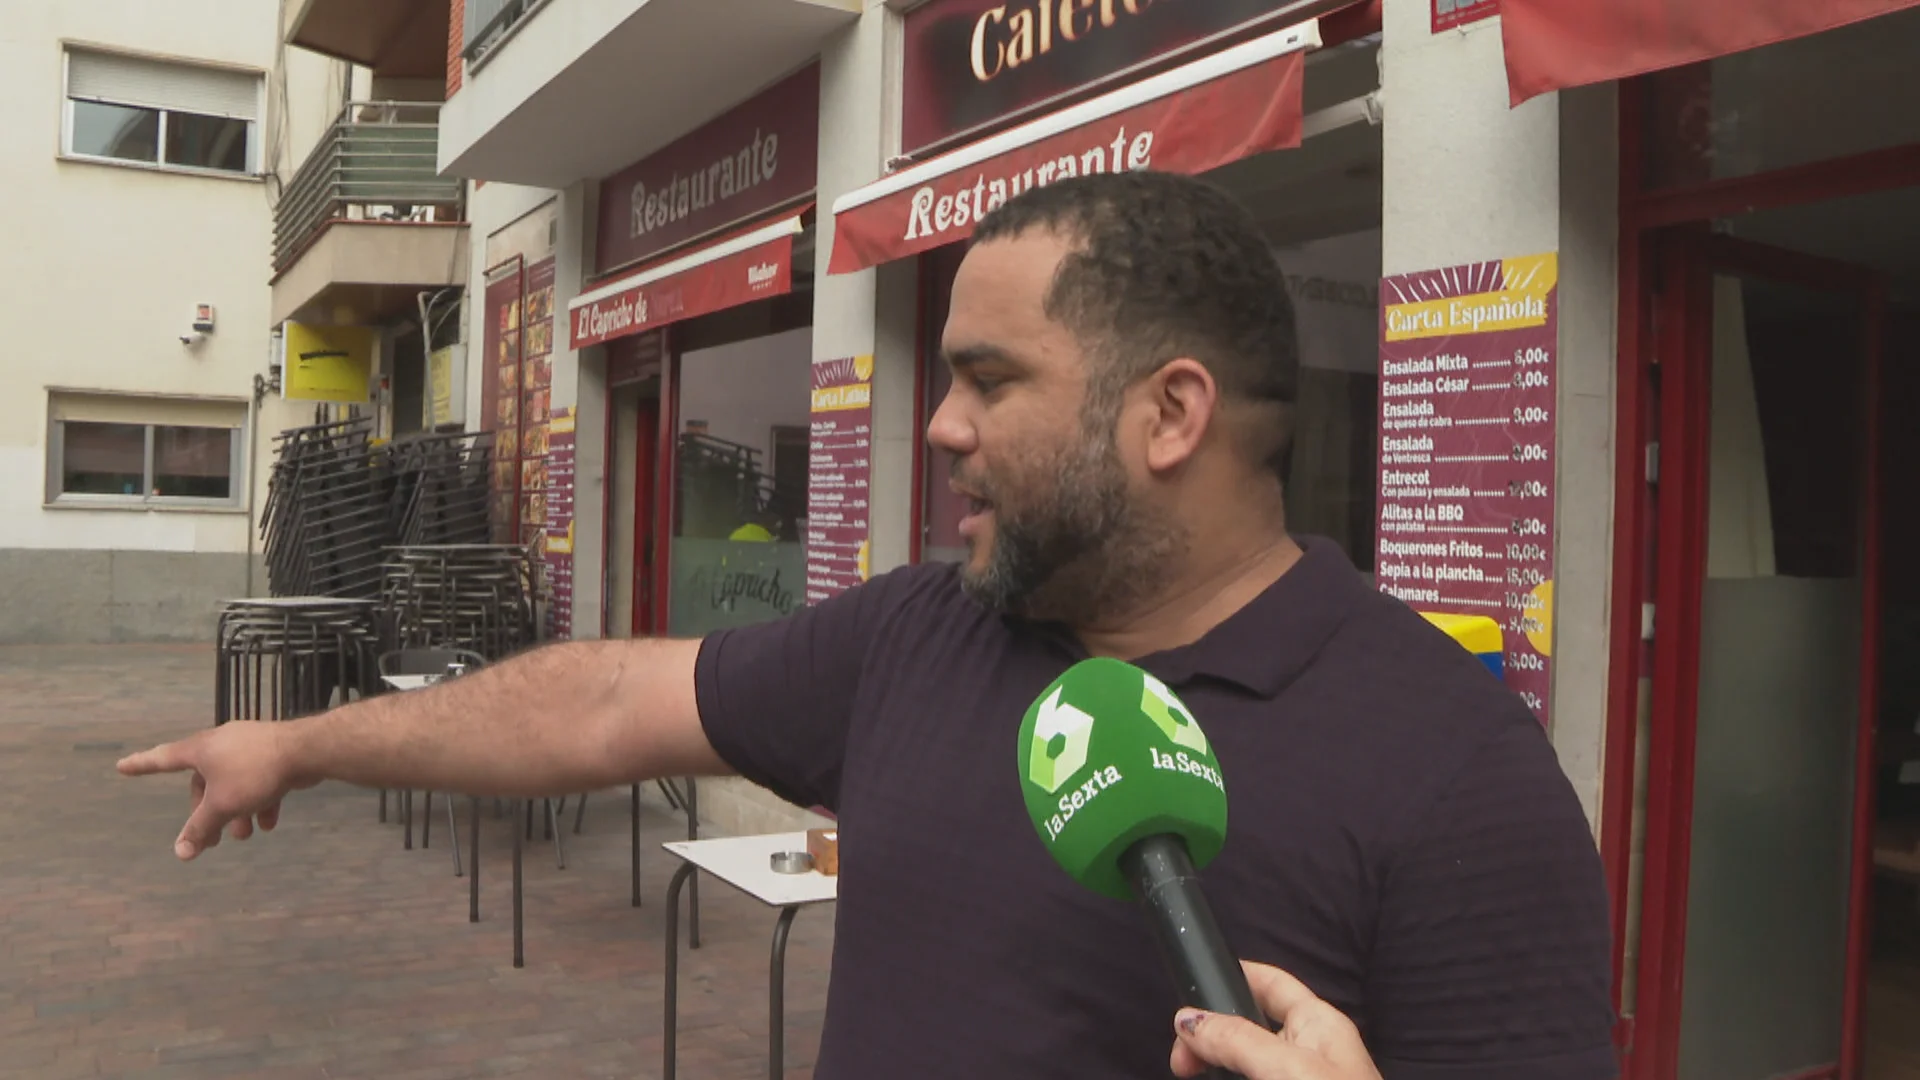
[827,20,1325,276]
[1503,0,1920,105]
[568,210,807,350]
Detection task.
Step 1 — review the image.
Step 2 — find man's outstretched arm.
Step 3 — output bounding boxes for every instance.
[118,637,729,861]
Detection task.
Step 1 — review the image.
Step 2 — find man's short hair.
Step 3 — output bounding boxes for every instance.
[971,170,1300,479]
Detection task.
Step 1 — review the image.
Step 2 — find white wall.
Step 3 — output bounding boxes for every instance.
[1380,0,1617,828]
[0,1,336,556]
[815,3,920,577]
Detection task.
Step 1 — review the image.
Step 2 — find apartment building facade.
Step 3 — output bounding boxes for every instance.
[0,0,357,641]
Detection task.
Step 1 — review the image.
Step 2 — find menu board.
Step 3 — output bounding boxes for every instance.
[545,406,576,639]
[482,269,524,542]
[805,354,874,603]
[1375,252,1558,725]
[518,258,557,557]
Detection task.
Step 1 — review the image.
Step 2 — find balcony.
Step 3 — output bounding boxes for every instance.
[271,101,469,328]
[286,0,452,77]
[438,0,860,189]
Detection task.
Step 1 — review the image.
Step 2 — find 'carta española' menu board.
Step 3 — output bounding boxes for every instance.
[1375,252,1558,726]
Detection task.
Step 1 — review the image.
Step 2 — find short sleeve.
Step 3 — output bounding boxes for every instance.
[1366,722,1619,1080]
[694,563,939,813]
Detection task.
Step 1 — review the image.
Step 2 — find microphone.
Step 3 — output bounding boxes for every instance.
[1016,658,1270,1057]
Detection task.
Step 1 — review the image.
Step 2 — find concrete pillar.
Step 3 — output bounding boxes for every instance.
[1551,84,1621,832]
[554,180,610,639]
[815,2,920,577]
[1380,0,1617,829]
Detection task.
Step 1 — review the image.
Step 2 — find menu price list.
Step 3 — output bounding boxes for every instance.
[806,356,873,604]
[1375,255,1558,726]
[544,408,576,639]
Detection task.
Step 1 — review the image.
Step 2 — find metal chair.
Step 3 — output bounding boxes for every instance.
[377,647,487,872]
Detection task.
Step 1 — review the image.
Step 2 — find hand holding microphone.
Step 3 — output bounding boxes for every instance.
[1013,658,1383,1080]
[1015,658,1268,1074]
[1170,960,1383,1080]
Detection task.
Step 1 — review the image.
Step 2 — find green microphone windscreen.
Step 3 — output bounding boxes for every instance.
[1017,657,1228,901]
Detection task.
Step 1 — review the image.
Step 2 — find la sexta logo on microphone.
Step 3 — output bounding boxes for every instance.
[1028,686,1094,794]
[1141,673,1208,754]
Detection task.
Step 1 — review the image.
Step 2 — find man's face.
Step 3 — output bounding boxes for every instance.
[928,231,1180,623]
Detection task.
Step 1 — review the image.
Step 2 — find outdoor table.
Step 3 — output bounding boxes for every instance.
[662,832,838,1080]
[379,673,439,692]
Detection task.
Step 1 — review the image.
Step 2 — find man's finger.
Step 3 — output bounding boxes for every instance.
[1174,1009,1318,1079]
[118,741,194,777]
[228,817,255,842]
[258,802,281,832]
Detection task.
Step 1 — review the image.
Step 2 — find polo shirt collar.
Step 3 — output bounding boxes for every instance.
[1017,535,1369,699]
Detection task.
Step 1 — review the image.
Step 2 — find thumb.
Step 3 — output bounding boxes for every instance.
[175,793,227,862]
[1175,1009,1314,1079]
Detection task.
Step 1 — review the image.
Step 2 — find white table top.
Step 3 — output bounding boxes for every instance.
[381,674,439,691]
[663,832,838,907]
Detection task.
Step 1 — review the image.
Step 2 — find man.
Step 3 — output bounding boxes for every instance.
[122,172,1616,1079]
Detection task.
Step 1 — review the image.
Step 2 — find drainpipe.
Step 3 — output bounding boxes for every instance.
[247,329,283,597]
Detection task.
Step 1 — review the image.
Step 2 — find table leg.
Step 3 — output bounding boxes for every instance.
[469,795,481,923]
[511,798,524,969]
[769,905,799,1080]
[663,861,696,1080]
[687,778,701,949]
[630,784,642,908]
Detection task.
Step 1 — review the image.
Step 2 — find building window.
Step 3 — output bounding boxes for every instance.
[48,393,246,508]
[62,48,260,175]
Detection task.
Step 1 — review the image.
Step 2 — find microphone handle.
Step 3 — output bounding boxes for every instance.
[1121,834,1273,1080]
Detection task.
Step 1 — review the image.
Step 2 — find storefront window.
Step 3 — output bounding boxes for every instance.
[668,325,813,636]
[1641,6,1920,190]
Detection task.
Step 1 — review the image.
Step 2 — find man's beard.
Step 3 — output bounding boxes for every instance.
[956,418,1186,625]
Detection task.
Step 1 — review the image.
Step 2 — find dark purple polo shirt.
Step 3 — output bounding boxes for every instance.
[694,536,1616,1079]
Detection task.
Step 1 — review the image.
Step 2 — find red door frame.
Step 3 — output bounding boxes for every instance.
[599,339,667,639]
[1605,76,1906,1078]
[629,395,661,636]
[651,327,679,635]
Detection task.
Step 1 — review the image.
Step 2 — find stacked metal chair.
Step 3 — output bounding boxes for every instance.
[375,544,543,659]
[213,597,380,727]
[384,431,494,549]
[261,417,391,600]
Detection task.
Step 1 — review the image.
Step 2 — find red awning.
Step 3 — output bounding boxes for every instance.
[568,211,807,349]
[827,20,1322,276]
[1503,0,1920,105]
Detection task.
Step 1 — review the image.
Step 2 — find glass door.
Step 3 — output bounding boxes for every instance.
[1639,232,1885,1080]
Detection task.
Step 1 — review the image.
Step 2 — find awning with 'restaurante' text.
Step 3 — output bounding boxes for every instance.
[568,213,805,350]
[1503,0,1920,105]
[826,21,1318,276]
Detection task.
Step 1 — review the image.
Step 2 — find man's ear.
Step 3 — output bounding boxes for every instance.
[1141,358,1217,474]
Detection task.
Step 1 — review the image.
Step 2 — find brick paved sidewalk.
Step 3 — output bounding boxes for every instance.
[0,645,831,1079]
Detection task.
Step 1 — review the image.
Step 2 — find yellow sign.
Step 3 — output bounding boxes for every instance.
[428,346,455,426]
[1524,579,1554,657]
[811,383,872,412]
[284,323,376,404]
[1384,253,1558,343]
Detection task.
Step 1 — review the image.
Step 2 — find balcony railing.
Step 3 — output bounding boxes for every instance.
[463,0,554,69]
[273,100,465,276]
